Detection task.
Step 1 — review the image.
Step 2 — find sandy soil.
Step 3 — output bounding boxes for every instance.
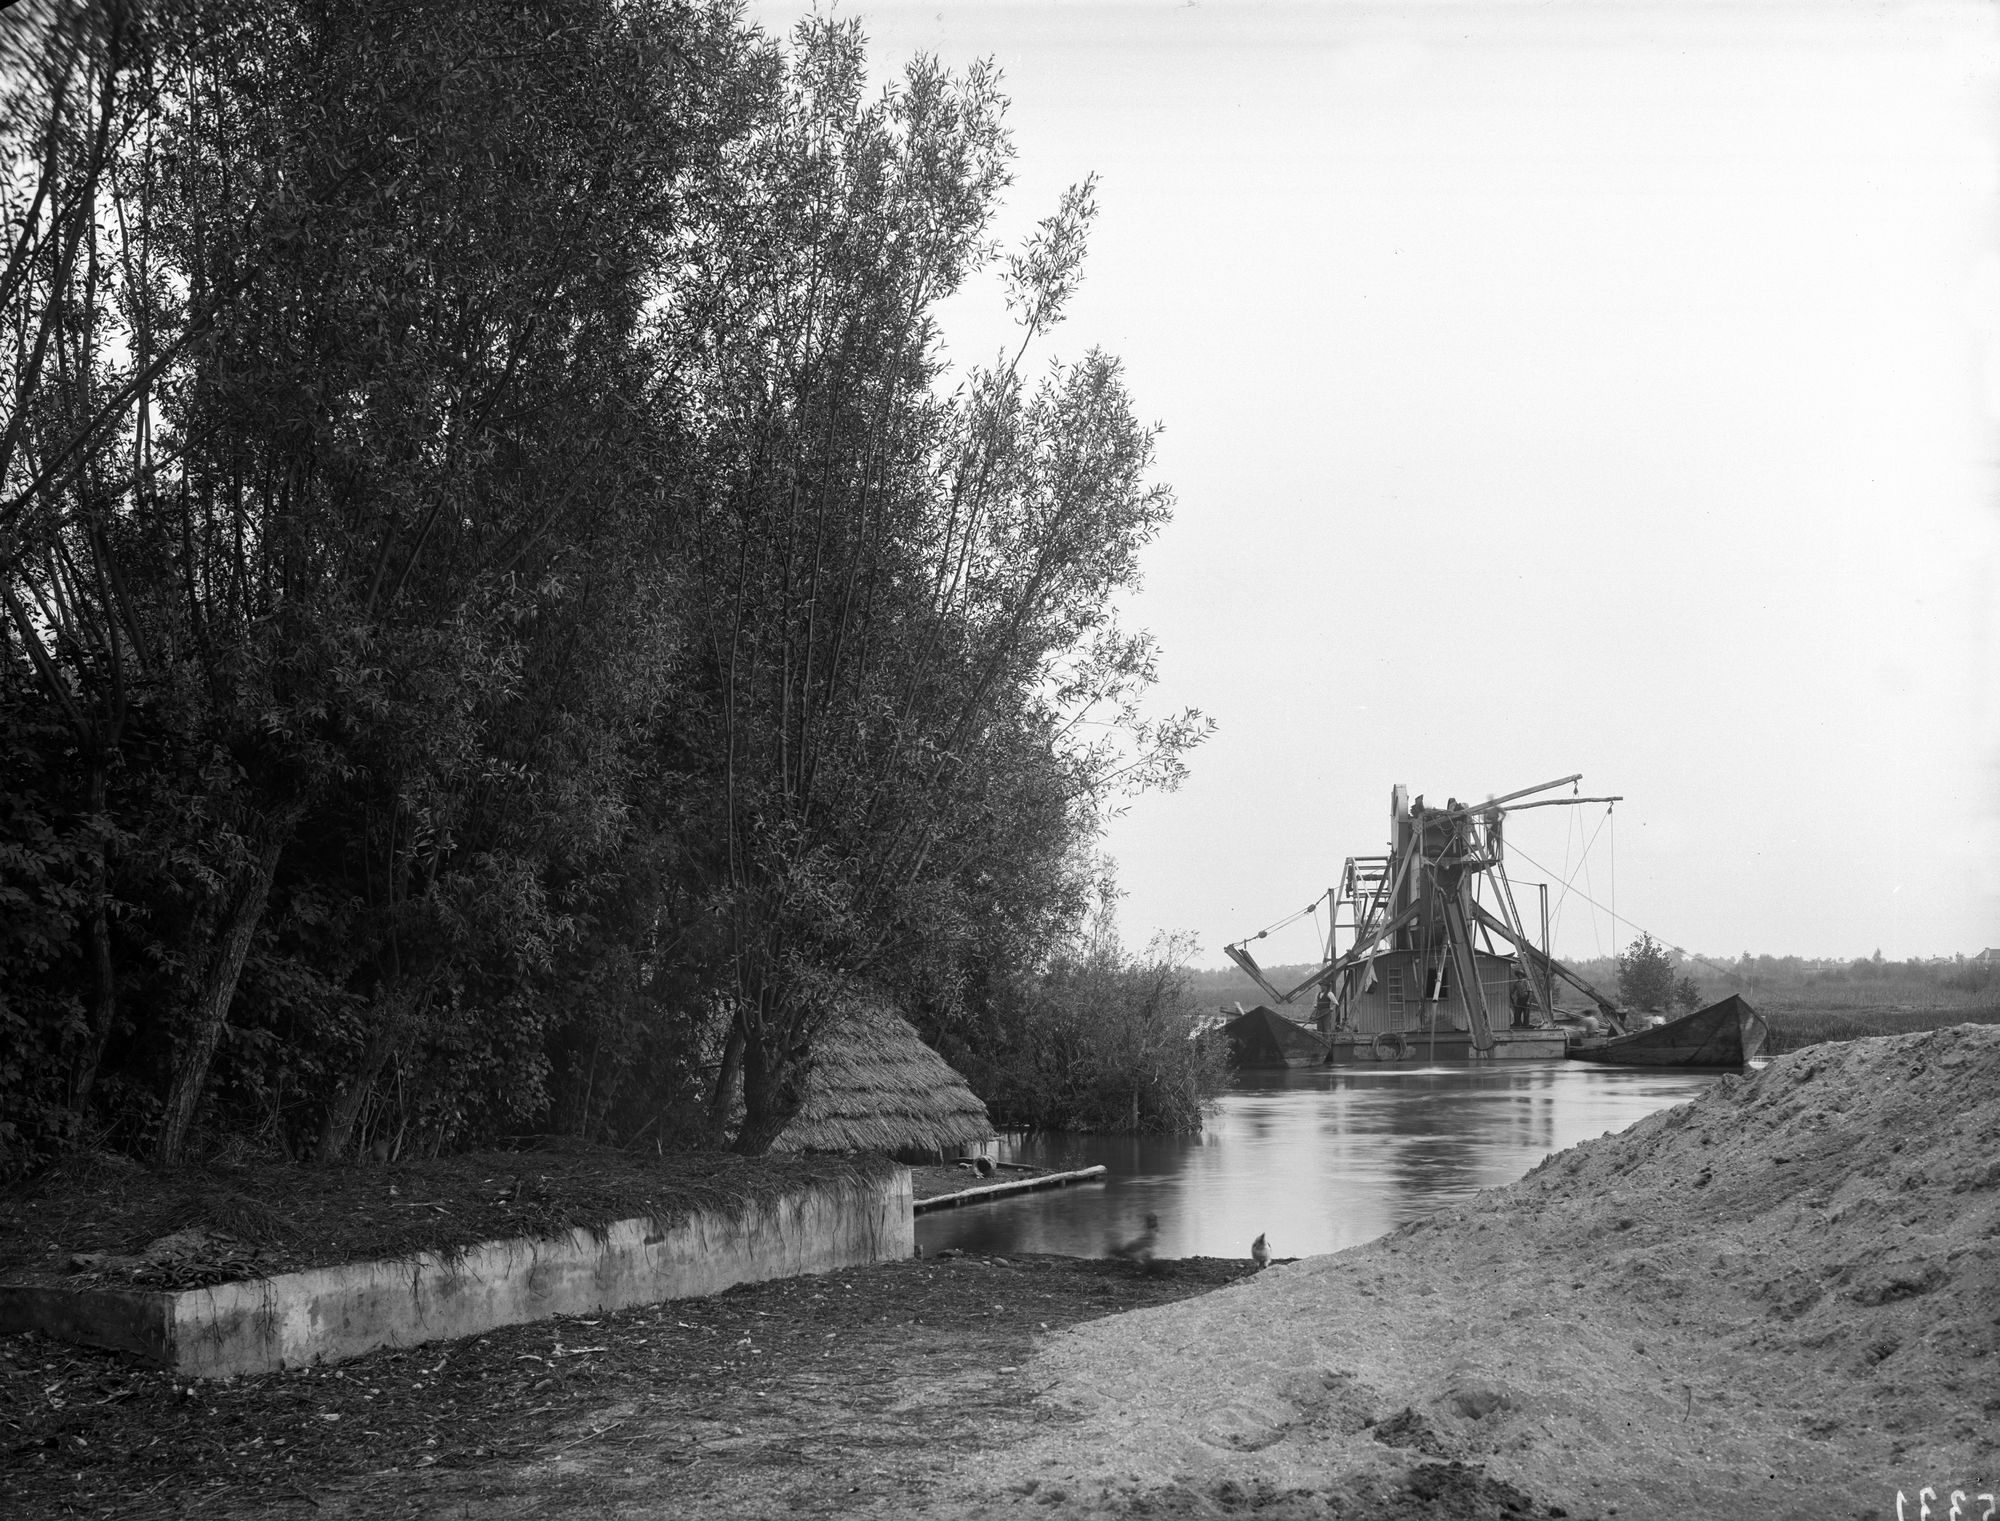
[954,1024,2000,1520]
[7,1027,1992,1519]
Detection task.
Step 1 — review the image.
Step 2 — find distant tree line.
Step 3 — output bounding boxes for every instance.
[1722,950,1995,995]
[1180,963,1323,1011]
[0,0,1211,1175]
[1581,944,1997,1017]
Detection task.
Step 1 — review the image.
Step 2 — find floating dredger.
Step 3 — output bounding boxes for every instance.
[1221,774,1765,1066]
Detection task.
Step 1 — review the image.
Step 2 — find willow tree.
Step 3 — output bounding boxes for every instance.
[669,19,1206,1153]
[0,0,766,1165]
[0,0,262,1158]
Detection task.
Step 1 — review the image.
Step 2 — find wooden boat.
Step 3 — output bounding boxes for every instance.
[1219,1004,1329,1068]
[1567,993,1767,1067]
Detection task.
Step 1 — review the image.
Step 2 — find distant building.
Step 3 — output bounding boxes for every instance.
[1973,949,2000,965]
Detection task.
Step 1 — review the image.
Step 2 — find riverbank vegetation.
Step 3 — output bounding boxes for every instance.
[0,0,1208,1177]
[919,931,1228,1134]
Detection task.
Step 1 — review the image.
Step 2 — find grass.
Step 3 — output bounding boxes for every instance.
[1759,1002,2000,1057]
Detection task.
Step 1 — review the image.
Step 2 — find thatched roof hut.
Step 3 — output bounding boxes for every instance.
[774,1005,994,1156]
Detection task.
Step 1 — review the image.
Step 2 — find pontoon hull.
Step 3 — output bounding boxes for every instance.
[1567,994,1766,1068]
[1322,1026,1568,1062]
[1222,1005,1330,1068]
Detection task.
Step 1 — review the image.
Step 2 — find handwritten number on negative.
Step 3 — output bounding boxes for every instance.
[1897,1490,1995,1521]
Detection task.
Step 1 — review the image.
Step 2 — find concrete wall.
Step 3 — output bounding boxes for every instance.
[0,1167,911,1378]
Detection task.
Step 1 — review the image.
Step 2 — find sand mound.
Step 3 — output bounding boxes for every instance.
[962,1025,2000,1519]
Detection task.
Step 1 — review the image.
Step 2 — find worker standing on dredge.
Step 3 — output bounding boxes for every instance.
[1509,963,1534,1027]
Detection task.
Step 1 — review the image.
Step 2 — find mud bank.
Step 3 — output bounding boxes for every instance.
[964,1025,1998,1519]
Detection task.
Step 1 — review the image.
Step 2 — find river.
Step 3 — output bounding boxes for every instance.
[915,1061,1725,1262]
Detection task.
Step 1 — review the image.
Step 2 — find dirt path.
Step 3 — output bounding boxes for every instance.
[4,1253,1550,1519]
[1,1255,1273,1519]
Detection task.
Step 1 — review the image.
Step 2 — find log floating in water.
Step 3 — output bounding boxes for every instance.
[914,1165,1109,1214]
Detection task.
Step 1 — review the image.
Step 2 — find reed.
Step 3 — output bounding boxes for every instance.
[1761,1004,2000,1057]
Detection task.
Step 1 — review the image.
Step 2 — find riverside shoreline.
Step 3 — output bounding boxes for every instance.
[7,1027,1992,1519]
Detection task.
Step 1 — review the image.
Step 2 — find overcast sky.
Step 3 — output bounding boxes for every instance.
[751,0,2000,964]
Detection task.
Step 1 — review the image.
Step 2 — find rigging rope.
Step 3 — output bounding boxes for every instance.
[1600,808,1616,960]
[1570,803,1613,958]
[1550,804,1611,949]
[1555,803,1577,949]
[1236,892,1330,946]
[1504,835,1731,979]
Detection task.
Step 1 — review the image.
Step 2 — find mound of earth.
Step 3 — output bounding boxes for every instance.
[957,1025,1999,1519]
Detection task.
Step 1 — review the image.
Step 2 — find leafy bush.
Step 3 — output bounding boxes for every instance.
[934,936,1229,1134]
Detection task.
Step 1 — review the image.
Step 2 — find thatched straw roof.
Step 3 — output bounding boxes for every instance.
[774,1006,994,1155]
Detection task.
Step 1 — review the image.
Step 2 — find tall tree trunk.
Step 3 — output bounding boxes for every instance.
[69,762,117,1126]
[731,1015,806,1156]
[70,898,117,1125]
[154,817,290,1167]
[315,980,427,1163]
[708,1019,744,1128]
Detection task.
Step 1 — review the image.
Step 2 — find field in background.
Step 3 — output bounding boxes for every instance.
[1676,956,1999,1056]
[1752,1004,2000,1055]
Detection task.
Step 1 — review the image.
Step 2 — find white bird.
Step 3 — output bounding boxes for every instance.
[1251,1233,1270,1268]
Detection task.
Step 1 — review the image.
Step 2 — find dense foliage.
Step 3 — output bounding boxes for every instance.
[918,927,1228,1134]
[0,0,1209,1174]
[1614,932,1678,1013]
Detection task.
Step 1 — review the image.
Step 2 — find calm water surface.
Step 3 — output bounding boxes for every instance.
[916,1062,1724,1262]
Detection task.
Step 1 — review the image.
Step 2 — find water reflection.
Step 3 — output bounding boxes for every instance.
[916,1061,1718,1261]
